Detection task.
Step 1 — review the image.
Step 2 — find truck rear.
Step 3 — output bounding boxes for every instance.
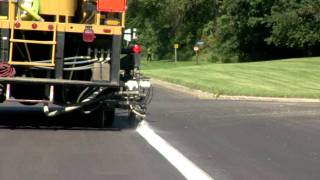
[0,0,151,127]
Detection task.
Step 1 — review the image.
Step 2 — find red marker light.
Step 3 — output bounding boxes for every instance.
[132,44,142,54]
[14,22,21,28]
[48,24,54,31]
[83,28,96,43]
[32,23,38,29]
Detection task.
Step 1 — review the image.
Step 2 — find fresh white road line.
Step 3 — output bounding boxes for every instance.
[137,121,215,180]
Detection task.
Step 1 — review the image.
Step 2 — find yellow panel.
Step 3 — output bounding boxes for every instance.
[0,20,10,28]
[39,0,77,16]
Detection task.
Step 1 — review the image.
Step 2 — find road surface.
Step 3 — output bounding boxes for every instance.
[0,85,320,180]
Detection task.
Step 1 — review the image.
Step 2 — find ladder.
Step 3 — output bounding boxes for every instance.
[6,23,57,103]
[8,22,57,67]
[6,0,57,67]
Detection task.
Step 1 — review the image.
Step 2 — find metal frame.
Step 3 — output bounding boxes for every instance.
[55,32,65,79]
[0,77,121,87]
[0,28,9,62]
[0,0,125,104]
[110,35,121,85]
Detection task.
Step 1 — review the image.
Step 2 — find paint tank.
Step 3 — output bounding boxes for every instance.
[39,0,77,16]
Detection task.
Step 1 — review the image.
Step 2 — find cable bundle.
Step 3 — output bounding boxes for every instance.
[0,63,16,77]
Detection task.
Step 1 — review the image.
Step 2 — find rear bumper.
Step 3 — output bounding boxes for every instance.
[0,77,120,87]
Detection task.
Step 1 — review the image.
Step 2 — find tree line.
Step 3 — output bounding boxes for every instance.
[126,0,320,62]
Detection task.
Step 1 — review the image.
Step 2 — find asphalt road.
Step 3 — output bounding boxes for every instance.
[148,85,320,180]
[0,85,320,180]
[0,104,185,180]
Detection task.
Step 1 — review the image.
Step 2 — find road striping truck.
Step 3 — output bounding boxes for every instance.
[0,0,151,127]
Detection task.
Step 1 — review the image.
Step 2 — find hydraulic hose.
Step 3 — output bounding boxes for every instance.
[43,88,108,117]
[0,63,16,77]
[34,56,98,71]
[64,58,98,65]
[38,56,92,63]
[130,105,146,119]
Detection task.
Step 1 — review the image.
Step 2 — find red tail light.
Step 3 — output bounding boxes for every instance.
[132,44,142,54]
[83,28,96,43]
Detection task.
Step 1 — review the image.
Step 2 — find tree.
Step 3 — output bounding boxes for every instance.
[126,0,320,61]
[126,0,218,59]
[214,0,275,62]
[267,0,320,56]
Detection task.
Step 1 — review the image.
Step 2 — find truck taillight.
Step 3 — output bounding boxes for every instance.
[83,28,96,43]
[132,44,142,54]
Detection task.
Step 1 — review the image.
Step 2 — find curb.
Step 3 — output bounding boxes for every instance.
[151,79,320,103]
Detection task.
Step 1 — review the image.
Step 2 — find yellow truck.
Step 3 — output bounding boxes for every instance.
[0,0,151,127]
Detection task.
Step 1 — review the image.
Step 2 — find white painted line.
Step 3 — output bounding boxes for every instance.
[137,121,214,180]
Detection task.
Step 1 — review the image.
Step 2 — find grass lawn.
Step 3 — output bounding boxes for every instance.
[141,57,320,98]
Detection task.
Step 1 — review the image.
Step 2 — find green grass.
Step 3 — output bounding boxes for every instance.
[141,57,320,98]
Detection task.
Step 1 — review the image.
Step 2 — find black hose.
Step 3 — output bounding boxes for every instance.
[0,63,16,77]
[44,88,113,117]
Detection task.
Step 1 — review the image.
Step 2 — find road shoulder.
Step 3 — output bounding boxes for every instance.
[151,78,320,103]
